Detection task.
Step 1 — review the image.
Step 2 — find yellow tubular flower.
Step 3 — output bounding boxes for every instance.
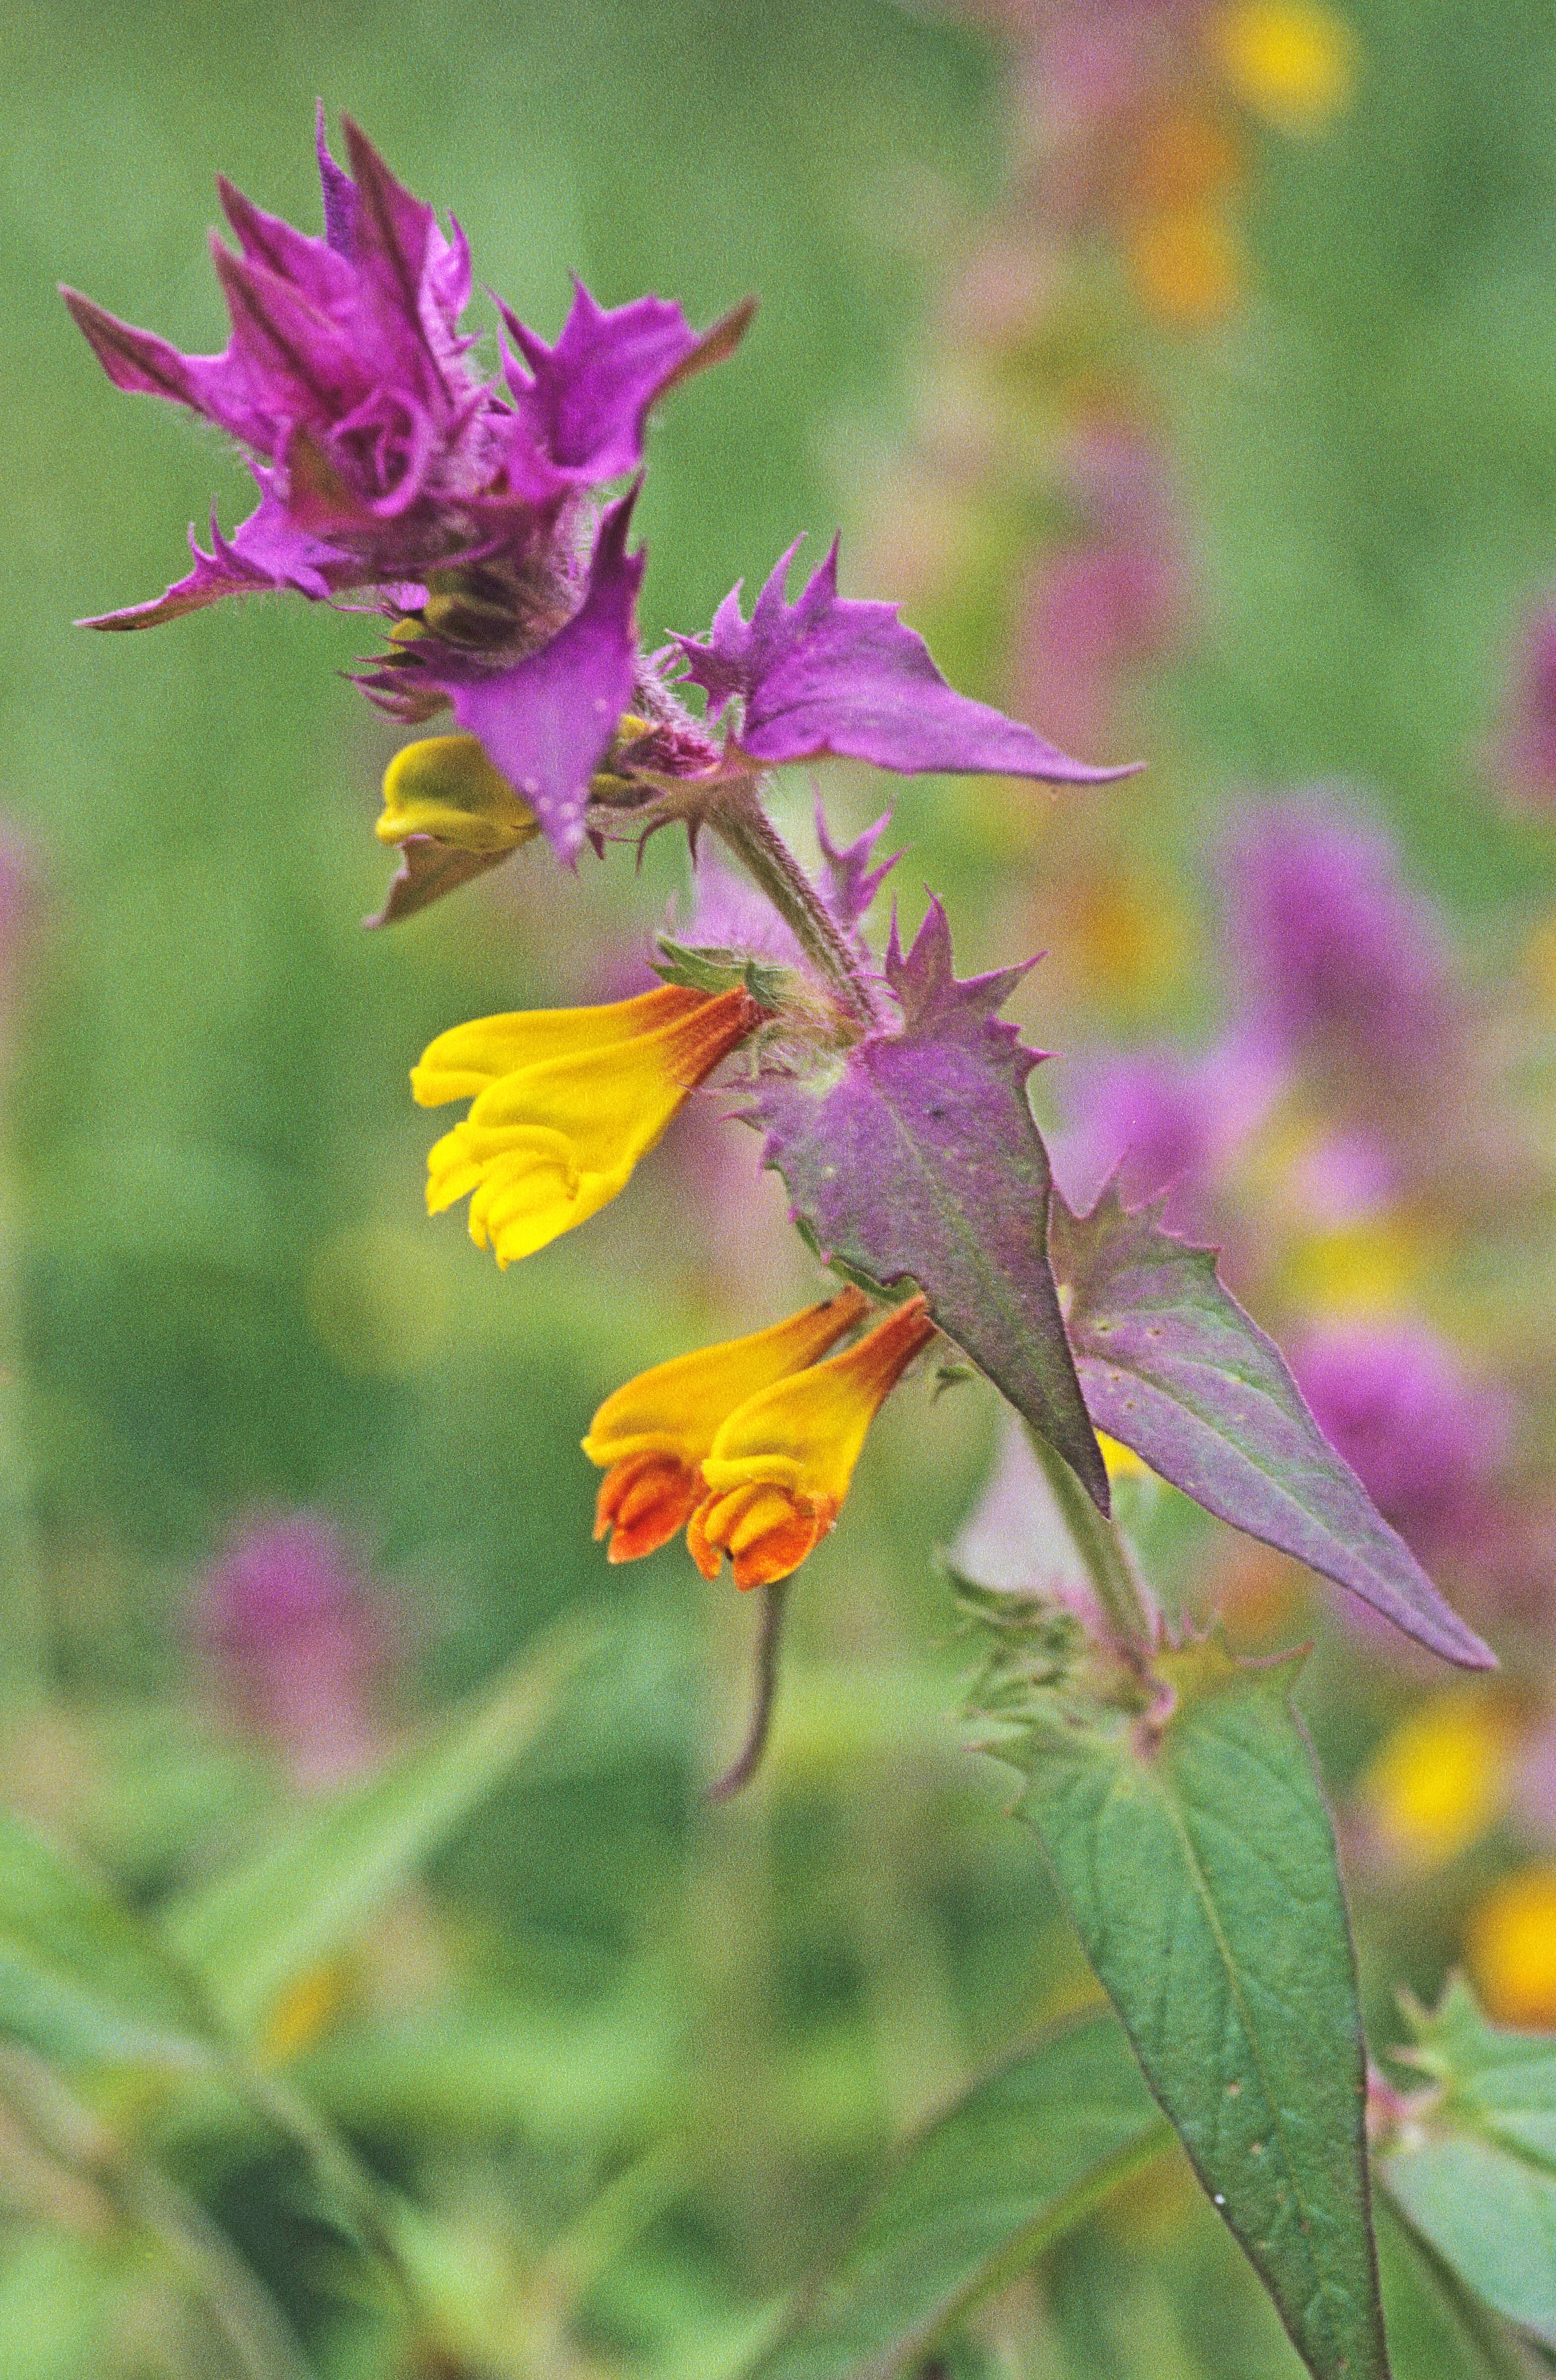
[688,1295,937,1591]
[414,983,763,1268]
[377,734,540,854]
[581,1288,871,1564]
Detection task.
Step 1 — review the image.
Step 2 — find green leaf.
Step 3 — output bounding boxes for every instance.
[1379,2201,1551,2380]
[164,1612,597,2039]
[966,1601,1387,2380]
[0,1811,215,2071]
[740,2008,1170,2380]
[1378,1982,1556,2352]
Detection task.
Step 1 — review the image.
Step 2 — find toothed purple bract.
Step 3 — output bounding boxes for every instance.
[672,538,1140,784]
[420,488,646,862]
[64,115,747,638]
[756,900,1109,1510]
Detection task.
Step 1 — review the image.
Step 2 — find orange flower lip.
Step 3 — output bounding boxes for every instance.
[582,1289,934,1591]
[687,1483,837,1592]
[594,1451,704,1565]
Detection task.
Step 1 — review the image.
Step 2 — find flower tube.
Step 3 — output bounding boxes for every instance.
[687,1295,936,1589]
[414,982,763,1266]
[582,1288,870,1562]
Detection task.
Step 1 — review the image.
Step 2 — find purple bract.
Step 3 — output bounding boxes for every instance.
[67,114,1131,866]
[672,538,1140,784]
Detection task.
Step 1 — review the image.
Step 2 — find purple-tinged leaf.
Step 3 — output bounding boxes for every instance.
[757,901,1109,1511]
[1049,1182,1495,1668]
[422,486,644,861]
[497,285,756,502]
[672,538,1140,783]
[363,834,511,929]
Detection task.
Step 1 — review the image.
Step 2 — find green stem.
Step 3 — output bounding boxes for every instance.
[237,2065,419,2314]
[0,2045,314,2380]
[706,1579,790,1803]
[710,783,881,1028]
[1025,1428,1155,1656]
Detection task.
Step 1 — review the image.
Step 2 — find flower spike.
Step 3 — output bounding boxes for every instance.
[413,982,765,1267]
[583,1288,870,1562]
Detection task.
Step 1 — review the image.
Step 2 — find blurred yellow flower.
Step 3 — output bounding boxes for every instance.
[1213,4,1359,133]
[1284,1214,1433,1317]
[1361,1694,1511,1865]
[1467,1868,1556,2029]
[414,983,763,1268]
[583,1288,870,1563]
[1062,866,1190,1011]
[1522,911,1556,1012]
[377,733,540,855]
[1126,207,1242,328]
[260,1959,349,2061]
[688,1296,937,1590]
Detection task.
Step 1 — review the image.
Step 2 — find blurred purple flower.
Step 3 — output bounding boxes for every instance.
[1487,597,1556,808]
[196,1509,392,1785]
[1222,795,1457,1074]
[1287,1126,1398,1227]
[1015,428,1186,751]
[1292,1321,1510,1558]
[1053,1035,1283,1232]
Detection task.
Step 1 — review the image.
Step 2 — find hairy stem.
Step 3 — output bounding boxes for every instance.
[706,1580,791,1803]
[1026,1427,1155,1656]
[711,782,882,1028]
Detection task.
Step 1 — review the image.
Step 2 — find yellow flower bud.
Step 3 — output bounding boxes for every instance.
[377,733,540,854]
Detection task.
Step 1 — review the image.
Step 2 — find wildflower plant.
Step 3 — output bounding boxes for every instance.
[68,115,1527,2380]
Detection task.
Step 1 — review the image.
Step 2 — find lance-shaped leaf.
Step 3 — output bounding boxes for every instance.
[164,1610,594,2040]
[965,1598,1389,2380]
[1378,1981,1556,2353]
[0,1813,217,2073]
[743,2009,1169,2380]
[1050,1183,1494,1669]
[756,902,1109,1509]
[671,538,1139,782]
[1377,2203,1547,2380]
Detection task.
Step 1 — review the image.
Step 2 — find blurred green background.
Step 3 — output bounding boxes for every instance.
[4,1,1556,2374]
